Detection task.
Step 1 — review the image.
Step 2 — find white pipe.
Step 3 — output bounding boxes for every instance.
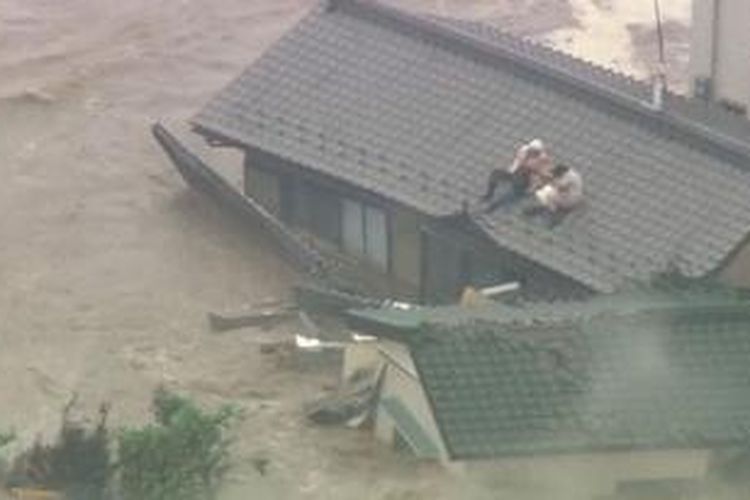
[479,282,521,297]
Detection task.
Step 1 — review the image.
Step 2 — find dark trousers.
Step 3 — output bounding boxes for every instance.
[483,169,530,211]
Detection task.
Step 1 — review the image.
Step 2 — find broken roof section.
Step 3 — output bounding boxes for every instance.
[348,290,750,459]
[193,0,750,293]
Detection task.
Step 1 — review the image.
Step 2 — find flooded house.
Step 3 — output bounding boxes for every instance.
[160,0,750,304]
[345,291,750,499]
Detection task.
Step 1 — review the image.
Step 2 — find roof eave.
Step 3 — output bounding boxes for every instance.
[467,215,615,294]
[191,119,457,219]
[192,123,247,149]
[448,440,735,462]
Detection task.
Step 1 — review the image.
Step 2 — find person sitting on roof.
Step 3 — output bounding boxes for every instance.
[481,138,553,212]
[531,163,584,213]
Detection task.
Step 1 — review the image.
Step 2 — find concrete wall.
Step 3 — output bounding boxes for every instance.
[690,0,750,113]
[374,341,450,461]
[465,448,711,500]
[342,341,381,381]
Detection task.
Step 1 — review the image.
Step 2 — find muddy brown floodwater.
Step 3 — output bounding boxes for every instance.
[0,1,691,498]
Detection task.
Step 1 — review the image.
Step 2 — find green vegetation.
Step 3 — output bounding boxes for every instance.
[0,431,13,449]
[6,402,110,500]
[3,389,240,500]
[117,387,242,500]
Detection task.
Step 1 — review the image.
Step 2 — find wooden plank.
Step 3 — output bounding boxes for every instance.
[207,307,296,332]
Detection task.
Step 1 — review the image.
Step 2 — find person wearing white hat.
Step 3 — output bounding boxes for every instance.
[482,138,553,211]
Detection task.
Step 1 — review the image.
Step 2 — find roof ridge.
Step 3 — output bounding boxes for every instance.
[434,16,646,92]
[330,0,750,166]
[441,16,750,127]
[422,299,750,333]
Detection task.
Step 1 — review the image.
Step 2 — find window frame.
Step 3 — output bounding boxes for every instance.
[341,197,391,273]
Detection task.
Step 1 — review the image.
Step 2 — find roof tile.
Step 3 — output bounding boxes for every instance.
[193,0,750,293]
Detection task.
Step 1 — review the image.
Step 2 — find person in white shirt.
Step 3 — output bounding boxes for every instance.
[533,164,583,212]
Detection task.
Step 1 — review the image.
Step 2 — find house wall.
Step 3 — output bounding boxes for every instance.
[242,148,591,303]
[242,149,424,297]
[390,207,423,290]
[718,240,750,288]
[464,448,711,500]
[374,340,449,461]
[690,0,750,114]
[243,160,281,216]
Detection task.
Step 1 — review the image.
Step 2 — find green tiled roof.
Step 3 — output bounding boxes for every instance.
[351,291,750,459]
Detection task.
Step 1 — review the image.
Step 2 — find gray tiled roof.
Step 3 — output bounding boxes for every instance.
[350,292,750,459]
[193,0,750,293]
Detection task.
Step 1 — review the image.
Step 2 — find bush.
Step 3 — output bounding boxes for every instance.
[6,402,111,500]
[0,431,13,449]
[117,388,241,500]
[0,430,15,485]
[50,405,111,500]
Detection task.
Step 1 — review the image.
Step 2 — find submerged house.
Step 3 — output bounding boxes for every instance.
[346,292,750,498]
[189,0,750,303]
